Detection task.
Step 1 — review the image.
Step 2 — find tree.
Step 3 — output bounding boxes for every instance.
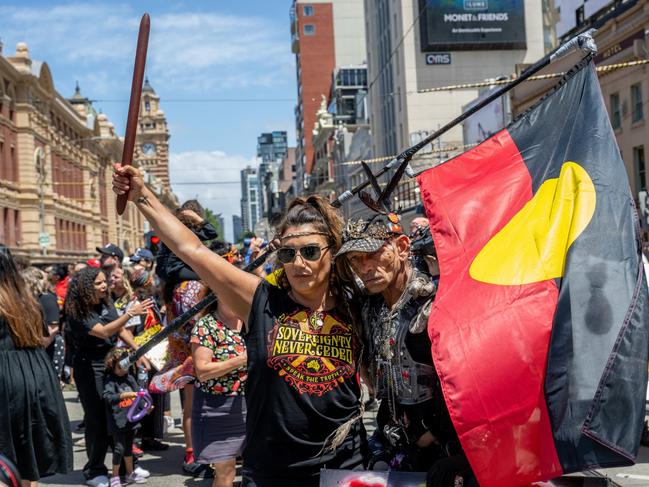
[203,208,224,241]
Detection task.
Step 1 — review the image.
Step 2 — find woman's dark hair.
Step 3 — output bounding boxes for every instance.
[175,200,205,230]
[52,264,68,280]
[180,199,204,215]
[64,267,105,322]
[0,245,43,348]
[209,240,229,255]
[105,347,129,372]
[276,195,343,247]
[273,195,345,292]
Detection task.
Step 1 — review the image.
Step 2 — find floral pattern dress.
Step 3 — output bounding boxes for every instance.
[167,280,205,367]
[190,314,247,395]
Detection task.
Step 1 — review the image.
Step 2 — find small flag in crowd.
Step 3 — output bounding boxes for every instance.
[417,57,649,487]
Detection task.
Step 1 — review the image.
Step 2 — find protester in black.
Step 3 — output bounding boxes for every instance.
[113,166,364,487]
[102,348,148,487]
[21,266,65,378]
[65,267,153,486]
[0,245,72,484]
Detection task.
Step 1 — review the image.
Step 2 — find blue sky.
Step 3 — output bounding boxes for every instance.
[0,0,297,241]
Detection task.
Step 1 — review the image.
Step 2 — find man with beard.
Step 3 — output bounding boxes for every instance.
[335,216,476,487]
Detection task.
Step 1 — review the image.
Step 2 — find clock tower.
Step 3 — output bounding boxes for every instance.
[135,78,171,190]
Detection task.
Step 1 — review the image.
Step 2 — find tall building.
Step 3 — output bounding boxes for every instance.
[511,0,649,225]
[257,131,288,163]
[240,166,260,233]
[134,78,172,191]
[278,147,296,208]
[364,0,549,220]
[0,42,150,263]
[311,65,369,199]
[256,131,288,216]
[290,0,367,195]
[232,215,243,242]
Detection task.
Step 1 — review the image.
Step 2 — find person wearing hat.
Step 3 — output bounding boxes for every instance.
[96,244,124,272]
[335,216,475,486]
[129,248,155,271]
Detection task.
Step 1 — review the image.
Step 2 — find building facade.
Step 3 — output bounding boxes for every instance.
[365,0,549,162]
[311,65,369,202]
[0,42,152,264]
[240,166,260,234]
[232,214,243,242]
[257,131,288,218]
[511,0,649,223]
[290,0,367,195]
[363,0,551,219]
[134,78,172,192]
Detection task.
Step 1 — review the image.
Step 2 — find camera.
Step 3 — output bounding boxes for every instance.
[410,225,437,275]
[410,225,436,258]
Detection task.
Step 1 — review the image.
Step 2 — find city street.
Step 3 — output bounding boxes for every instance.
[43,390,380,487]
[42,390,649,487]
[43,391,215,487]
[1,1,648,486]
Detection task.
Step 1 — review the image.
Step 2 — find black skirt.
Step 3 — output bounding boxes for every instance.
[0,344,73,480]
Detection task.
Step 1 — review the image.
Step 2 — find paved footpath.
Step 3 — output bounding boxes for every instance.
[42,391,649,486]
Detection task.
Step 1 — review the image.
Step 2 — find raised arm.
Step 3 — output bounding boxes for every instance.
[112,164,261,321]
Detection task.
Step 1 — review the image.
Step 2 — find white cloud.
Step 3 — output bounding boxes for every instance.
[0,2,293,95]
[169,150,258,241]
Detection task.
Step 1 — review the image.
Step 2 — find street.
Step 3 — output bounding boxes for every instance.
[41,390,649,487]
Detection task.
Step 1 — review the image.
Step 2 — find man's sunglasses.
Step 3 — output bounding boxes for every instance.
[276,245,332,264]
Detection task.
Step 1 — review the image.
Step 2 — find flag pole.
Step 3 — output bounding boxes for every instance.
[117,249,272,370]
[332,29,597,208]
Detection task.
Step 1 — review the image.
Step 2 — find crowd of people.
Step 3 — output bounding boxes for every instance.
[0,162,484,487]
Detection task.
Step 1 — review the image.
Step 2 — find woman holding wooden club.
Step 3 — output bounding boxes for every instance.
[113,165,364,487]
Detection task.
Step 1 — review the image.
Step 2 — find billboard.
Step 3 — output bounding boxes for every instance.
[419,0,527,51]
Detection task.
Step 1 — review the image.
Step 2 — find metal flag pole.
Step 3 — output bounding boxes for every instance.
[116,13,150,215]
[331,29,597,208]
[118,249,272,370]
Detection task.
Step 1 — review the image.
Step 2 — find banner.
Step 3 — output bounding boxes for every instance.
[419,0,527,51]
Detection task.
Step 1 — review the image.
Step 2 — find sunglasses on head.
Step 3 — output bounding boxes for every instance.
[276,244,332,264]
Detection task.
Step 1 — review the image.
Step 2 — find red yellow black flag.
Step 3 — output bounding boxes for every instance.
[417,57,649,486]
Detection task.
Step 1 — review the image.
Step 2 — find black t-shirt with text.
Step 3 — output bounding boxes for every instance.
[69,301,119,361]
[243,282,363,480]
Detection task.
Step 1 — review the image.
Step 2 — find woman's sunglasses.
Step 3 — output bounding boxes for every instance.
[276,245,331,264]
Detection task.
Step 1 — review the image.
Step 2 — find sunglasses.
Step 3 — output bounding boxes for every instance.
[276,244,332,264]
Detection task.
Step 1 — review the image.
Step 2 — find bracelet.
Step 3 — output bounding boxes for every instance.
[126,310,134,319]
[136,195,149,205]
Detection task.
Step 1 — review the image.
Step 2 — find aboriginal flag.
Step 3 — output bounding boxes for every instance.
[417,57,649,487]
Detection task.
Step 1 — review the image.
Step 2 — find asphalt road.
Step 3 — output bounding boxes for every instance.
[41,391,649,486]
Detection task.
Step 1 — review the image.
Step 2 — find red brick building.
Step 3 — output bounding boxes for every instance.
[290,0,366,194]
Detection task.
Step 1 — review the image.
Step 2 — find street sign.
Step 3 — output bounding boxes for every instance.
[39,232,50,247]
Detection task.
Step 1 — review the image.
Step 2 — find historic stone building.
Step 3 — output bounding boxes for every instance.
[134,78,172,191]
[0,42,173,264]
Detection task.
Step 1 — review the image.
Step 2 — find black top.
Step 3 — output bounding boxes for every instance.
[68,302,119,361]
[155,222,218,285]
[0,316,74,479]
[102,373,140,433]
[243,282,363,479]
[38,292,60,329]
